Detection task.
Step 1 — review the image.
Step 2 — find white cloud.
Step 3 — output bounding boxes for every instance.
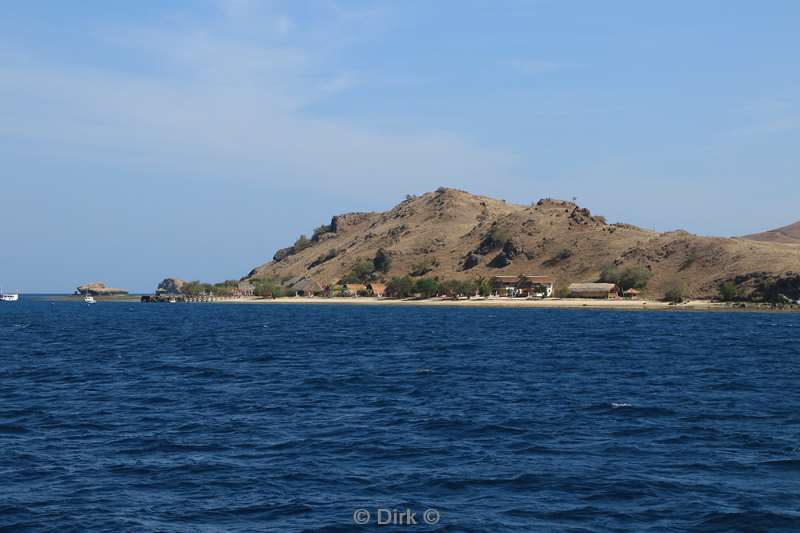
[0,6,519,201]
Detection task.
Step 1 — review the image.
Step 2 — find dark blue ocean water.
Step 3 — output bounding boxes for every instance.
[2,298,800,532]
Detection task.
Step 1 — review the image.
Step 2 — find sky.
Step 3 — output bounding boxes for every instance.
[1,0,799,292]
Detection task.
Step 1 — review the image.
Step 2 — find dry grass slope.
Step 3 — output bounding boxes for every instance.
[741,221,800,245]
[246,188,800,298]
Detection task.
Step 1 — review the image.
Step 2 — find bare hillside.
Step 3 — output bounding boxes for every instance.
[741,221,800,245]
[246,188,800,298]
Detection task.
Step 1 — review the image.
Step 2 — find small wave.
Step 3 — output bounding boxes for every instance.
[696,510,800,530]
[611,402,632,408]
[761,459,800,470]
[431,473,542,491]
[0,423,28,434]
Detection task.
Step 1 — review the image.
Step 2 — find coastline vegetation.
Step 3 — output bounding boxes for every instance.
[599,264,652,292]
[385,276,492,298]
[181,280,240,296]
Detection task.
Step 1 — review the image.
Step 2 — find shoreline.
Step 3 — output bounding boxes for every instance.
[215,296,799,312]
[45,294,800,312]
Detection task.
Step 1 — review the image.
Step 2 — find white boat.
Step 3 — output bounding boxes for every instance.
[84,295,96,304]
[1,289,19,302]
[168,297,177,304]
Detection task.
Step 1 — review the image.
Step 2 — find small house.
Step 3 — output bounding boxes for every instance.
[567,283,619,299]
[623,288,640,299]
[491,275,555,298]
[368,282,387,297]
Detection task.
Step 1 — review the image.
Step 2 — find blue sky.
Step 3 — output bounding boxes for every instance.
[1,0,799,292]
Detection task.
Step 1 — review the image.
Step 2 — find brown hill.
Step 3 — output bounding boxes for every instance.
[741,221,800,245]
[246,188,800,298]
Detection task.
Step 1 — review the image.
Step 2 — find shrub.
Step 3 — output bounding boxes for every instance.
[460,279,478,298]
[410,259,435,277]
[439,279,476,298]
[312,224,333,241]
[599,264,651,291]
[555,286,570,298]
[293,234,312,253]
[386,276,415,298]
[618,265,651,290]
[212,280,238,296]
[680,251,699,271]
[342,260,374,283]
[755,274,800,303]
[182,280,214,296]
[272,247,294,262]
[475,276,491,297]
[599,264,620,284]
[664,286,685,303]
[488,227,510,246]
[718,281,742,302]
[373,248,392,274]
[253,278,285,298]
[309,248,338,268]
[414,278,440,298]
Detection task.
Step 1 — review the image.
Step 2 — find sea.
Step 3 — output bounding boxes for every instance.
[2,297,800,532]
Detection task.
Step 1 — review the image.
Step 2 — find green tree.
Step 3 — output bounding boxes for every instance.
[253,279,277,298]
[555,286,571,298]
[599,264,621,284]
[718,281,741,302]
[312,223,333,241]
[439,279,461,297]
[531,283,549,298]
[414,278,440,298]
[475,276,491,297]
[182,280,215,296]
[460,279,477,298]
[373,248,392,274]
[600,264,651,291]
[386,276,415,298]
[293,234,312,253]
[342,260,375,283]
[664,286,685,303]
[618,265,652,291]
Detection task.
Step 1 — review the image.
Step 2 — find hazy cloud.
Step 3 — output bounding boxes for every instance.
[0,4,519,200]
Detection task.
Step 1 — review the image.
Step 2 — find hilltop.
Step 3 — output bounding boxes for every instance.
[245,188,800,299]
[741,221,800,245]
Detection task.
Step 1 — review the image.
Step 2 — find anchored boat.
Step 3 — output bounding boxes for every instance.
[1,289,19,302]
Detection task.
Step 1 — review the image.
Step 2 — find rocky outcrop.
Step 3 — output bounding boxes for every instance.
[488,239,526,268]
[77,282,128,296]
[156,278,186,294]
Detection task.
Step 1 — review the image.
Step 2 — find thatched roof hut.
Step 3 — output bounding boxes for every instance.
[368,282,387,297]
[568,283,619,299]
[292,278,325,295]
[343,283,368,296]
